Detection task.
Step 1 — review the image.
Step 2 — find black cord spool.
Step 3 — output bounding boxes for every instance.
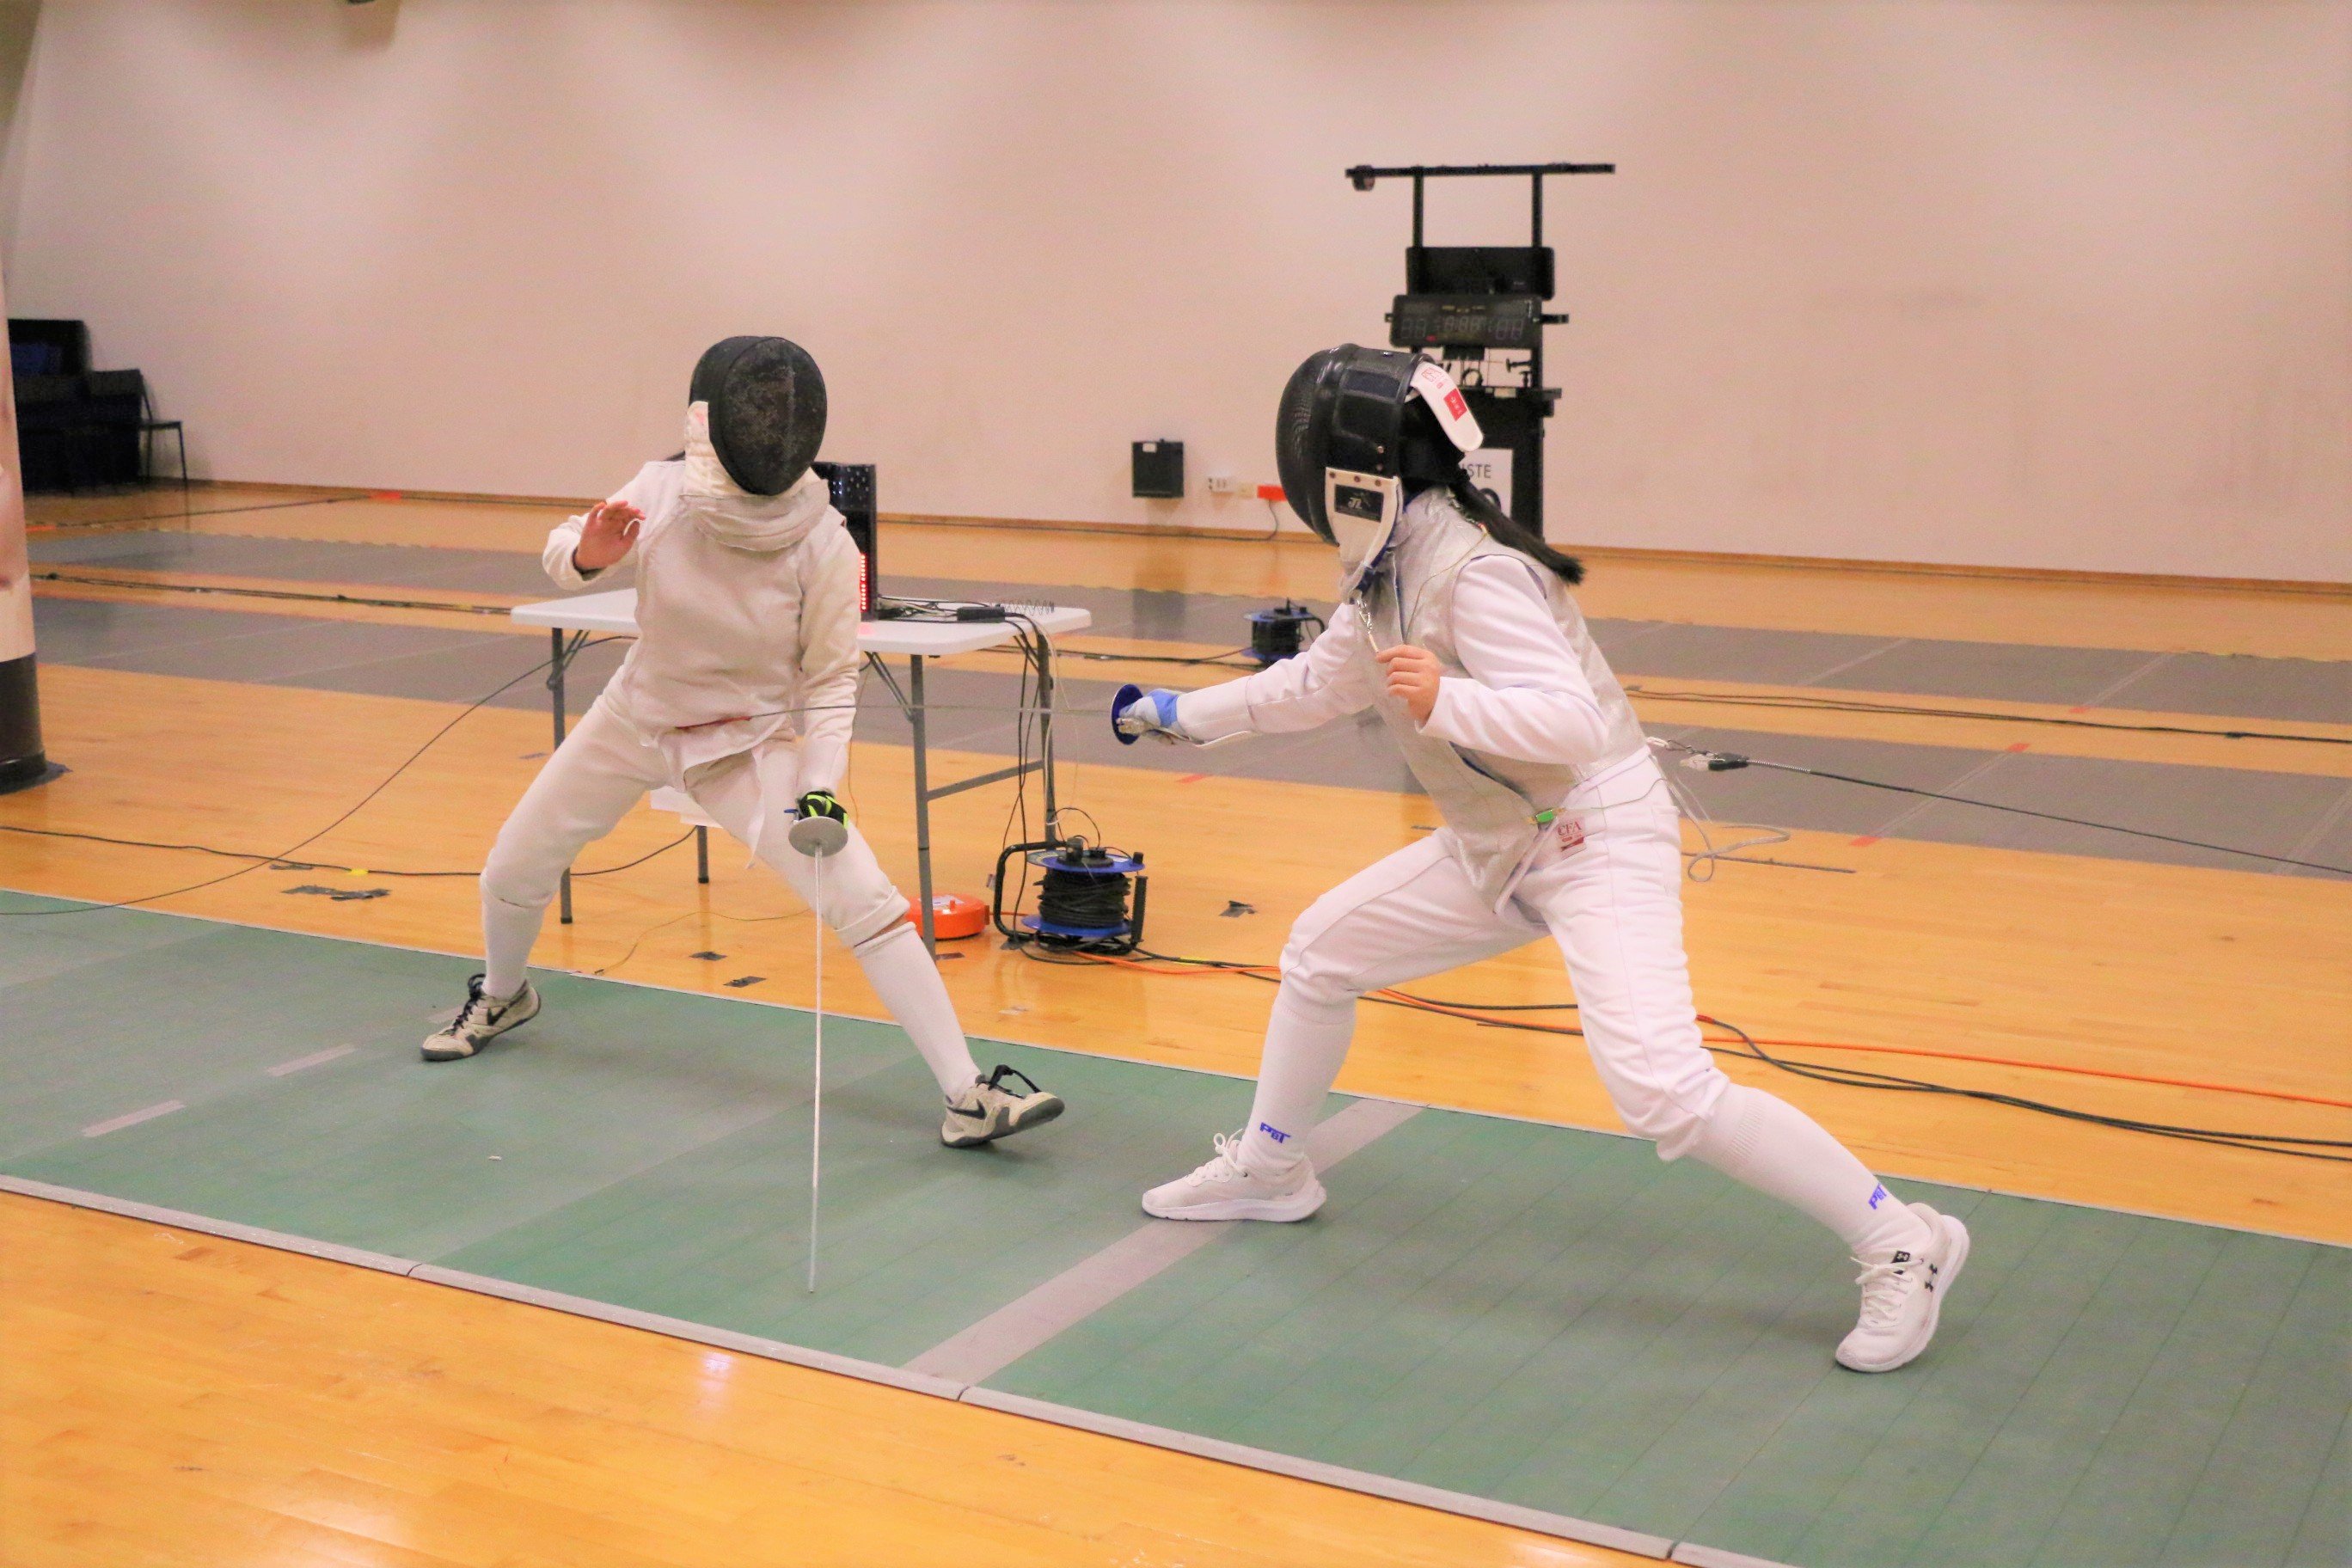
[990,838,1148,953]
[1246,601,1321,665]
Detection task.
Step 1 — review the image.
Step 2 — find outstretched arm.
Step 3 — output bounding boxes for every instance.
[1166,603,1375,741]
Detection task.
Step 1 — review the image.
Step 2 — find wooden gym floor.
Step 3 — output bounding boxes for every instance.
[3,485,2348,1566]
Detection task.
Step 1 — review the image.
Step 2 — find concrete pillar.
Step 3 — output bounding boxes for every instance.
[0,256,47,793]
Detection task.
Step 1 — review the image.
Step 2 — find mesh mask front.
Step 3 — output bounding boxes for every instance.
[688,335,828,496]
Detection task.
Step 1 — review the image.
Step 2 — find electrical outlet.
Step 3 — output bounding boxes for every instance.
[1206,473,1235,496]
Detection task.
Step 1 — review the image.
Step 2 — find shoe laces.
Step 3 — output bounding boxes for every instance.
[1200,1131,1253,1184]
[1853,1251,1920,1327]
[452,975,492,1032]
[983,1064,1041,1099]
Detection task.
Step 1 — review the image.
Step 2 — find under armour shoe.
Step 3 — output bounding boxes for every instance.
[1141,1130,1326,1222]
[420,975,542,1063]
[1836,1204,1970,1372]
[941,1065,1065,1148]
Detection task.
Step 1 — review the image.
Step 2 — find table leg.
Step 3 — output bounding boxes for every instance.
[695,825,709,885]
[1035,631,1058,827]
[910,654,936,954]
[552,628,573,926]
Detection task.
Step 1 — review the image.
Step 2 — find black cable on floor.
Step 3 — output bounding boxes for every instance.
[0,823,694,880]
[1661,741,2352,876]
[1063,646,1260,669]
[1626,684,2352,748]
[31,569,521,617]
[27,493,372,530]
[0,645,615,918]
[1093,946,2349,1163]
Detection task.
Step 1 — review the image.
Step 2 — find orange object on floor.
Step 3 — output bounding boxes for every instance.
[910,891,989,939]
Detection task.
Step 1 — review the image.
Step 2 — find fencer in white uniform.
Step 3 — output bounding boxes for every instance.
[425,336,1063,1149]
[1118,346,1967,1371]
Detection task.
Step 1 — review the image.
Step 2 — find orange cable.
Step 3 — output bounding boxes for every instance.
[1057,952,2349,1112]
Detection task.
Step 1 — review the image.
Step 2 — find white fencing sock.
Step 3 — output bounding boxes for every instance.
[851,922,982,1096]
[1685,1083,1932,1259]
[481,891,545,1001]
[1238,990,1356,1173]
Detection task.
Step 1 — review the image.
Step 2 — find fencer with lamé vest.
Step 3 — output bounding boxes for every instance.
[424,336,1063,1150]
[1119,345,1969,1373]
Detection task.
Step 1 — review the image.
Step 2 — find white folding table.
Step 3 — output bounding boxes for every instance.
[509,589,1092,951]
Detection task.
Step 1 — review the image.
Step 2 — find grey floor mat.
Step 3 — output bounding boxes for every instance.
[1607,623,1907,688]
[40,530,2345,724]
[2105,653,2352,726]
[1657,724,2352,879]
[1810,639,2169,707]
[27,564,2351,883]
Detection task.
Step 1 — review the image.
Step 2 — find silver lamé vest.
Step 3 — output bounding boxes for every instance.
[1356,492,1649,906]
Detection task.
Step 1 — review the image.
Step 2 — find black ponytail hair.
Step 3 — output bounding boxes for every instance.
[1444,469,1584,585]
[1397,393,1584,585]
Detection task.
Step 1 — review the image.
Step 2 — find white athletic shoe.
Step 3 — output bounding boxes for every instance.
[421,975,541,1063]
[1836,1204,1970,1373]
[1142,1131,1326,1222]
[941,1065,1065,1148]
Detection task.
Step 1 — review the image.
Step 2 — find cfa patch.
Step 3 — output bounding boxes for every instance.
[1555,816,1587,853]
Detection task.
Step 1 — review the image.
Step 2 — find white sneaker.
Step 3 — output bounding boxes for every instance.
[1837,1204,1970,1372]
[1142,1131,1326,1222]
[941,1065,1065,1148]
[421,976,541,1062]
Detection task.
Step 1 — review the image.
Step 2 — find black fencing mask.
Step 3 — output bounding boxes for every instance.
[687,336,827,496]
[1274,345,1483,587]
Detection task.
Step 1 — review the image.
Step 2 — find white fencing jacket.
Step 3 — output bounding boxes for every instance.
[544,458,861,799]
[1176,489,1648,904]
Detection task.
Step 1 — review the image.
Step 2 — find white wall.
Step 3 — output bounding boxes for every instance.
[5,0,2346,580]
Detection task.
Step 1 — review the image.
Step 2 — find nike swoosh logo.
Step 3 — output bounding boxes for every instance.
[948,1104,989,1120]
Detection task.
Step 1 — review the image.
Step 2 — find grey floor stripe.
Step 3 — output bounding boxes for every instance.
[1866,747,2017,839]
[1798,636,1911,687]
[2285,781,2352,873]
[904,1098,1423,1384]
[265,1044,357,1077]
[79,1100,185,1139]
[1670,1543,1805,1568]
[2082,650,2175,707]
[960,1385,1680,1559]
[0,1173,418,1275]
[405,1265,966,1400]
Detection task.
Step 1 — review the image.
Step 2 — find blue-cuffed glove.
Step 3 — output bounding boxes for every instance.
[1112,684,1185,746]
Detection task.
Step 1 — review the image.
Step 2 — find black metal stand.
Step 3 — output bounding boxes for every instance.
[1348,161,1614,536]
[140,420,188,493]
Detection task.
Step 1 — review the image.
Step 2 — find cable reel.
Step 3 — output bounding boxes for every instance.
[990,836,1149,954]
[1246,601,1323,665]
